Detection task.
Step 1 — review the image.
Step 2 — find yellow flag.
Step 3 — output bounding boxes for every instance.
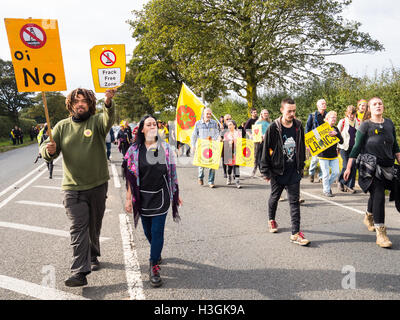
[176,83,205,144]
[236,138,255,167]
[305,122,340,156]
[193,139,223,170]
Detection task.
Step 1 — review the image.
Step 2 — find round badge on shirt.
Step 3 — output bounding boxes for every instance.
[84,129,93,137]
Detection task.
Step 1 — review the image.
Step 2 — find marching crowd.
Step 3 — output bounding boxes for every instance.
[37,86,399,288]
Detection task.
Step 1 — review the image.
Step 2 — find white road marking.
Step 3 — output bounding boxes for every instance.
[111,164,121,188]
[0,158,61,210]
[15,200,112,213]
[16,200,63,208]
[0,221,111,242]
[33,185,62,190]
[119,214,145,300]
[0,162,47,198]
[0,275,89,300]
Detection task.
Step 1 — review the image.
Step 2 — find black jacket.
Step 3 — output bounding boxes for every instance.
[260,117,306,179]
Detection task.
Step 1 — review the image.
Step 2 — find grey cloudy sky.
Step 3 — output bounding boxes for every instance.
[1,0,400,99]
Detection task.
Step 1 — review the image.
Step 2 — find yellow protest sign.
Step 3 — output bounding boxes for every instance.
[90,44,126,93]
[305,122,340,156]
[235,138,255,167]
[4,18,66,92]
[252,124,262,143]
[193,139,223,170]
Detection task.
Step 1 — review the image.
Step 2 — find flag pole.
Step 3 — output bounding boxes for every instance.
[42,92,53,142]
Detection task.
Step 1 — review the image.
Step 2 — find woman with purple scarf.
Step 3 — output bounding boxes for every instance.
[123,115,182,287]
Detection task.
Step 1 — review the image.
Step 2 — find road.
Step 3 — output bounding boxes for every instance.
[1,143,400,301]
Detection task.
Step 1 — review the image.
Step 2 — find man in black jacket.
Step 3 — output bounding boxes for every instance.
[260,98,310,246]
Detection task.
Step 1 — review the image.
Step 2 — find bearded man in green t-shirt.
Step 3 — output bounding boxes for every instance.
[41,88,115,287]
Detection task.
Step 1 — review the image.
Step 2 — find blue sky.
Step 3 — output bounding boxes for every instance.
[1,0,399,99]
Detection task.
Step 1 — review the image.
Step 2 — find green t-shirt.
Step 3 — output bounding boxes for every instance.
[40,103,115,191]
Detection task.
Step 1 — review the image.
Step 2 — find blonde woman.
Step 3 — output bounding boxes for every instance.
[318,111,343,197]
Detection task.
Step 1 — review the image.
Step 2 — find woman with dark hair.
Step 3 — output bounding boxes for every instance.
[344,97,400,248]
[223,119,241,188]
[123,115,182,287]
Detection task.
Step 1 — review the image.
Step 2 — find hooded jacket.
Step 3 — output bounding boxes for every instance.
[260,117,306,179]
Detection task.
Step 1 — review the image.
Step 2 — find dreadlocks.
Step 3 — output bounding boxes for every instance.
[65,88,97,116]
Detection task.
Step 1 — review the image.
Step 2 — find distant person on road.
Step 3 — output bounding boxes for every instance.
[117,124,130,158]
[252,109,271,177]
[305,99,327,183]
[191,107,221,188]
[37,124,54,179]
[260,98,310,246]
[337,105,360,193]
[223,119,241,188]
[40,87,116,287]
[243,107,258,140]
[317,111,343,197]
[344,97,400,248]
[123,115,182,288]
[105,127,115,161]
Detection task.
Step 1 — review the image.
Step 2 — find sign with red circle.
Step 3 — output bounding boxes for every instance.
[100,50,116,66]
[243,147,251,158]
[202,148,213,159]
[19,23,47,49]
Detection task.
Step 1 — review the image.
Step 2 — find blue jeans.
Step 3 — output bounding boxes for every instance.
[141,214,167,264]
[106,142,111,160]
[309,155,322,179]
[198,167,215,184]
[339,148,356,189]
[319,158,340,193]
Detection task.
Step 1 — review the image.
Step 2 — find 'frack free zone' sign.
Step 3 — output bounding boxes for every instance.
[90,44,126,93]
[4,18,66,92]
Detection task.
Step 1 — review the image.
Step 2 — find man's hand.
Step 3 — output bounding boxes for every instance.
[46,141,57,155]
[328,131,337,137]
[105,89,117,106]
[263,176,270,182]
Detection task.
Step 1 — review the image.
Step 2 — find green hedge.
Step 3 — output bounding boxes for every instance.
[0,116,37,139]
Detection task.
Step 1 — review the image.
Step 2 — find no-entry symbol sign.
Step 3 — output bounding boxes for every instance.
[20,23,47,49]
[100,50,116,66]
[90,44,126,93]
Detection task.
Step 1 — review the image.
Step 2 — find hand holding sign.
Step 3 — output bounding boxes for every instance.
[104,88,117,106]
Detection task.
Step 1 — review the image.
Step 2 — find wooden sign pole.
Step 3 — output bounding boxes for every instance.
[41,92,53,142]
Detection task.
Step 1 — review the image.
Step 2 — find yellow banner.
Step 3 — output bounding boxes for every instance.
[305,122,340,156]
[193,139,223,170]
[176,83,205,145]
[4,18,66,92]
[252,124,262,143]
[90,44,126,93]
[235,138,255,167]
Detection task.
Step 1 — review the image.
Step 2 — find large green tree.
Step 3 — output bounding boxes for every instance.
[113,67,154,122]
[0,58,33,122]
[23,92,68,126]
[130,0,383,112]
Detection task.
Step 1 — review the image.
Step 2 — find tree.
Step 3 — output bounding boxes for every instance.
[0,58,33,122]
[130,0,383,112]
[113,67,154,122]
[23,92,68,126]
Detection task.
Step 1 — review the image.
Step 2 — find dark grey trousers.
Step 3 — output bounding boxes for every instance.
[63,182,108,275]
[268,178,301,235]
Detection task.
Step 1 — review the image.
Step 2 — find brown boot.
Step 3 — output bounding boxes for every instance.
[363,212,375,232]
[375,226,392,248]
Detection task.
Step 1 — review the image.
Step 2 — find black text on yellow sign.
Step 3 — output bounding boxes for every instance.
[4,18,66,92]
[305,123,340,156]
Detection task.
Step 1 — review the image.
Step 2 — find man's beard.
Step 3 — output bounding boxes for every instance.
[73,110,91,121]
